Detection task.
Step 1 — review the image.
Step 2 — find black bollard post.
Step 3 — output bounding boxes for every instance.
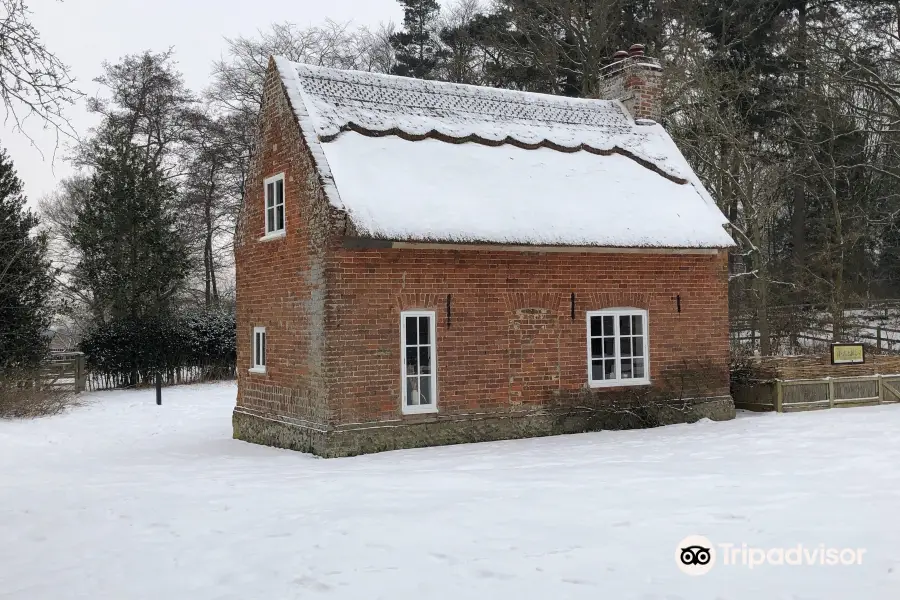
[156,372,162,406]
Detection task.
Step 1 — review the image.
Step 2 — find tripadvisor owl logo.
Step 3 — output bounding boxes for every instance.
[676,535,716,576]
[675,536,867,575]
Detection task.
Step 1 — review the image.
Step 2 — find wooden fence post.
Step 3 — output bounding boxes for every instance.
[776,380,784,413]
[75,354,86,393]
[828,378,835,408]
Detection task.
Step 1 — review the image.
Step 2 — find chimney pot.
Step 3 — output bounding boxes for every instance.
[629,44,645,57]
[612,50,630,60]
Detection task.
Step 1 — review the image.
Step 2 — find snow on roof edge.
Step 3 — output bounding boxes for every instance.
[350,234,734,249]
[322,133,736,249]
[273,56,345,211]
[646,122,731,218]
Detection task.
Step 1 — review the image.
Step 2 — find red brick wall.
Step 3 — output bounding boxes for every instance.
[234,62,333,429]
[323,249,730,426]
[625,71,662,121]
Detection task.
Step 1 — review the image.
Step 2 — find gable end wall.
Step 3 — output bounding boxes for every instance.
[233,62,341,454]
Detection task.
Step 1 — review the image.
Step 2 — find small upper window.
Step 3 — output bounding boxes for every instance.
[251,327,266,373]
[586,309,649,387]
[264,174,285,236]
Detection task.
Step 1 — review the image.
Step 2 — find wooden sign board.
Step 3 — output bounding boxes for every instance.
[831,343,865,365]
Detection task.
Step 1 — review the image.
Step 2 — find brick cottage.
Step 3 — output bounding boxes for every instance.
[233,47,736,457]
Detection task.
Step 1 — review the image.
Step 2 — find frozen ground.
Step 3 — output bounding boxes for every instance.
[1,382,898,599]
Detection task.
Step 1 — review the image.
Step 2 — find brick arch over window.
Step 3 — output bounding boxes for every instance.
[503,292,565,315]
[586,292,652,311]
[395,293,444,312]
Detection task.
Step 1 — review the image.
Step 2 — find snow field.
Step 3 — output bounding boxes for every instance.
[1,382,898,599]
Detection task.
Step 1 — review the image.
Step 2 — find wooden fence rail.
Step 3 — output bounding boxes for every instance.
[734,374,900,413]
[731,323,900,354]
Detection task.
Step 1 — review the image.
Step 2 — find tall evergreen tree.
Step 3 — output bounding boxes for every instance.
[465,0,666,96]
[71,134,190,322]
[390,0,447,79]
[0,148,54,369]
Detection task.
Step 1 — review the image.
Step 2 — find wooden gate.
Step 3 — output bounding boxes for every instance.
[40,352,86,393]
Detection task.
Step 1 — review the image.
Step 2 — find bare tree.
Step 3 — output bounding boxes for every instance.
[0,0,79,145]
[358,22,397,74]
[665,39,788,355]
[37,175,94,325]
[180,111,244,307]
[439,0,485,83]
[209,19,394,122]
[77,49,197,177]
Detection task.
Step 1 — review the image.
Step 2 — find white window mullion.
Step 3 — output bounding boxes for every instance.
[401,311,438,415]
[587,309,649,388]
[263,174,286,237]
[613,311,621,382]
[251,327,267,374]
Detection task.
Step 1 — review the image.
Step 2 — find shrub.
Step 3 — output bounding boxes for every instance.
[0,369,77,418]
[80,309,236,387]
[554,360,729,431]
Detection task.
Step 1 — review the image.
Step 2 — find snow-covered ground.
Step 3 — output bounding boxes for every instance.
[1,383,898,599]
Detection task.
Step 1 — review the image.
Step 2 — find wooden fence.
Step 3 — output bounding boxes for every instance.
[731,300,900,356]
[734,374,900,413]
[40,352,86,393]
[30,350,235,395]
[731,321,900,354]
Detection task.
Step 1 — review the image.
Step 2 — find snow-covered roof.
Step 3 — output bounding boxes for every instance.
[274,57,734,249]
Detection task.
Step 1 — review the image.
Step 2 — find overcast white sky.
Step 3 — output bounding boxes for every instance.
[4,0,403,206]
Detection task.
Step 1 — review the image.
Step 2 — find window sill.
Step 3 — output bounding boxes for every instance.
[248,367,267,375]
[589,379,651,389]
[259,231,286,243]
[402,406,439,416]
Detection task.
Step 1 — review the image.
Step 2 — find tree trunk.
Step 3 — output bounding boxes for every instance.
[829,187,845,342]
[746,157,770,356]
[204,241,212,307]
[757,267,771,355]
[204,167,219,307]
[791,0,808,286]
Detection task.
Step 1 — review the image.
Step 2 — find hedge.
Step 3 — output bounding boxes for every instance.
[80,310,236,388]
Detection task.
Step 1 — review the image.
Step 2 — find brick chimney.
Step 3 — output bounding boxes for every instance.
[598,44,663,122]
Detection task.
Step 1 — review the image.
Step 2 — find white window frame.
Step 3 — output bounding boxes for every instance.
[586,308,650,388]
[400,311,438,415]
[250,327,267,374]
[263,173,286,238]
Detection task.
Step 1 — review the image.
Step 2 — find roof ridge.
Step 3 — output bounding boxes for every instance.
[290,60,622,111]
[317,97,633,129]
